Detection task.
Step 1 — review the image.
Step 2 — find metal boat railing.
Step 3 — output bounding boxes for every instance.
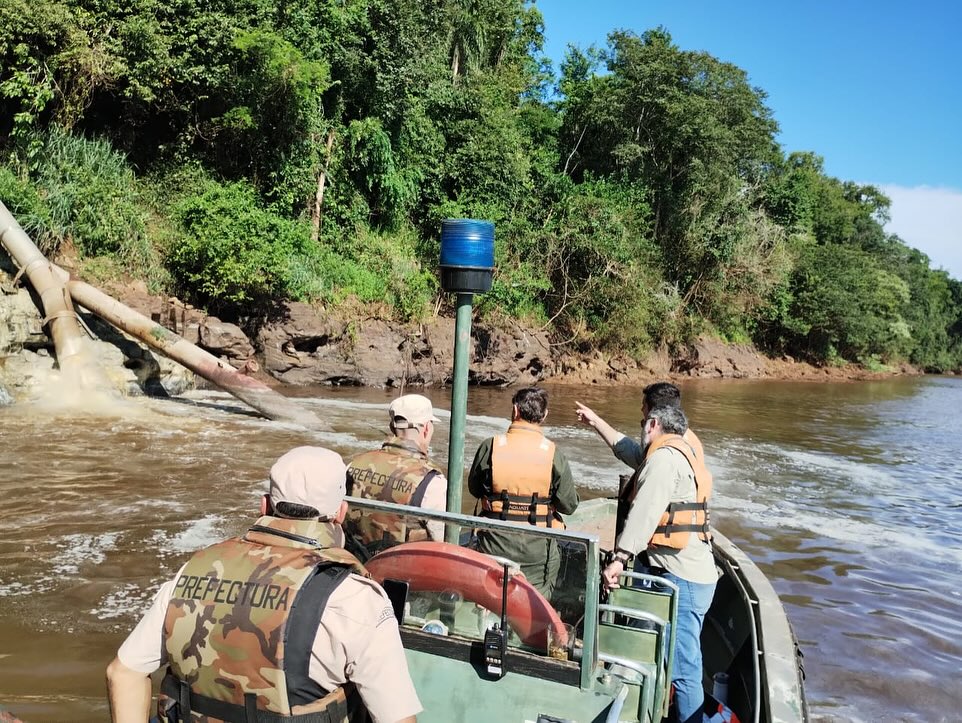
[344,496,602,690]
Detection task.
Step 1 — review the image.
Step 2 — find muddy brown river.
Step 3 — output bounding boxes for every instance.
[1,376,960,722]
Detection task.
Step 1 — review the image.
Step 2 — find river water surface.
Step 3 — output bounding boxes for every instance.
[1,376,960,721]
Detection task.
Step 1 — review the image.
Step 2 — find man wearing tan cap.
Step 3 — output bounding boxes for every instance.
[106,446,421,723]
[345,394,448,552]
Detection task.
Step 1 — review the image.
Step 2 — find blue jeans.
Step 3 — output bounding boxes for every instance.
[663,572,716,723]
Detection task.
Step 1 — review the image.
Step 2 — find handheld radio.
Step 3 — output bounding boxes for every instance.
[483,562,510,679]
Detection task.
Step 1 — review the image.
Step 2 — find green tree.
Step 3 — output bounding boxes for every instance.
[558,28,782,325]
[786,243,911,363]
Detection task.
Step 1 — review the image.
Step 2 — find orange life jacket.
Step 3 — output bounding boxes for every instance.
[480,420,565,529]
[642,434,713,548]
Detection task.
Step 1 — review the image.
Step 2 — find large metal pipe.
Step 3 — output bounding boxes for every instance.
[60,274,322,427]
[0,201,114,392]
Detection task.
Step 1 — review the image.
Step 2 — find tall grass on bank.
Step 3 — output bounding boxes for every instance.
[0,126,162,282]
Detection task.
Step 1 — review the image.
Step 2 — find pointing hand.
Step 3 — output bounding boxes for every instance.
[575,401,599,427]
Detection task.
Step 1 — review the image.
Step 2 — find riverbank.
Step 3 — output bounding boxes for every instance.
[0,257,929,401]
[550,339,926,386]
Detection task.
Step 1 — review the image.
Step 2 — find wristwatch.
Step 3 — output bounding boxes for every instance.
[611,549,632,566]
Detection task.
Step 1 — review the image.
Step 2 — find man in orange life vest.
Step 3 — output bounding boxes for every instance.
[575,381,704,465]
[468,387,579,600]
[105,446,421,723]
[602,406,716,723]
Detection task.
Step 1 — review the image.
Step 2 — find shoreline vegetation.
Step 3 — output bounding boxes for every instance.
[2,1,961,380]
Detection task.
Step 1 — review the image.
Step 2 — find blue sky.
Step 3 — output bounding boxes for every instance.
[536,0,962,279]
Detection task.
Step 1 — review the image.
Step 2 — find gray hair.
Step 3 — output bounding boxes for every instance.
[647,405,688,435]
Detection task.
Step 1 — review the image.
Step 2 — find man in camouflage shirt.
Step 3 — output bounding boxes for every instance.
[345,394,448,552]
[106,446,421,723]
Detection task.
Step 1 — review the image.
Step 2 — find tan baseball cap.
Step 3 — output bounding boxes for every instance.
[269,446,346,518]
[389,394,441,428]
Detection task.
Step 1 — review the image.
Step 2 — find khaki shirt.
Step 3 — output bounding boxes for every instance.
[612,428,705,468]
[119,567,421,723]
[616,445,717,585]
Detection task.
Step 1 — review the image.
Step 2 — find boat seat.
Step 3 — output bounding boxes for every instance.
[603,572,680,720]
[598,651,657,723]
[609,585,672,625]
[598,605,667,723]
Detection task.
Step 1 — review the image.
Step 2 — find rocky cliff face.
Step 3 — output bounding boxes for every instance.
[0,258,555,401]
[256,302,550,388]
[5,256,892,403]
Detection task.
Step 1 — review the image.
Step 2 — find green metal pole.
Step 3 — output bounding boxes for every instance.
[445,292,473,540]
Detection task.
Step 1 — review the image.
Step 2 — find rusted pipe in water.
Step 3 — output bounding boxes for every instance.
[61,274,322,427]
[0,201,115,392]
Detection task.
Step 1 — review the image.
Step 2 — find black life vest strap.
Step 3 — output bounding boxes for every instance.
[179,679,191,720]
[654,522,712,535]
[666,502,707,512]
[161,674,345,722]
[245,692,258,721]
[655,500,711,538]
[286,564,352,706]
[481,492,555,526]
[410,469,438,509]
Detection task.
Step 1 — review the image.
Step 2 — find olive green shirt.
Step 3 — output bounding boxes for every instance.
[467,433,579,578]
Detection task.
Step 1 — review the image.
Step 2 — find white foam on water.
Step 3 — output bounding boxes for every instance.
[304,430,368,450]
[92,581,156,621]
[777,447,900,490]
[52,532,120,575]
[152,514,227,555]
[0,578,54,597]
[761,505,962,566]
[566,459,628,492]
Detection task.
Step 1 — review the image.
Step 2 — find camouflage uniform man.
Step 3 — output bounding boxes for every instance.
[106,446,421,723]
[346,394,447,551]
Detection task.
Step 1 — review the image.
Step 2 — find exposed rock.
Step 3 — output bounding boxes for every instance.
[469,321,552,386]
[83,313,195,396]
[257,303,552,387]
[672,336,767,378]
[199,317,255,363]
[0,282,47,354]
[258,303,356,385]
[639,347,673,376]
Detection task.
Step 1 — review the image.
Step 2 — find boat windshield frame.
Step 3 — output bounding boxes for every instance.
[344,495,601,689]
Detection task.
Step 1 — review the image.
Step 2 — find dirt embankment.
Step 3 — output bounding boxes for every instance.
[101,281,926,388]
[550,335,924,386]
[0,261,928,398]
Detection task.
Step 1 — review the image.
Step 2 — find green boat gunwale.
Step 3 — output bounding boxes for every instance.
[344,495,808,723]
[345,494,603,692]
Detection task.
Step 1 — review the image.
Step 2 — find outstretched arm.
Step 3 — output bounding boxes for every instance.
[575,401,625,449]
[106,656,151,723]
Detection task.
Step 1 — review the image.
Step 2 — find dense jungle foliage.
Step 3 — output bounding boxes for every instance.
[2,0,960,370]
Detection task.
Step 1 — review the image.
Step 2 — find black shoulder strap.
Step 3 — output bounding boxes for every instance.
[410,469,439,508]
[286,563,353,706]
